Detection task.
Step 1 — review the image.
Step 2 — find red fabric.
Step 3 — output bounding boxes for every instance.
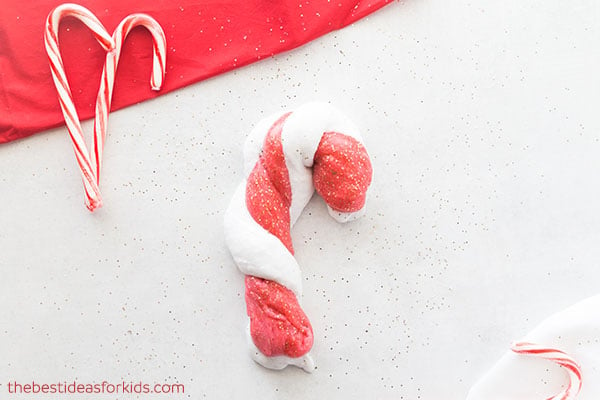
[0,0,392,143]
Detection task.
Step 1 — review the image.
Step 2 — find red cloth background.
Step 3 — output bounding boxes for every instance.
[0,0,392,143]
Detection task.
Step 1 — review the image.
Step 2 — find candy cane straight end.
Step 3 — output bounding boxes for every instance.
[86,198,103,212]
[511,341,582,400]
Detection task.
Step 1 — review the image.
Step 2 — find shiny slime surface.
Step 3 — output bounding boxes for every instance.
[244,113,373,359]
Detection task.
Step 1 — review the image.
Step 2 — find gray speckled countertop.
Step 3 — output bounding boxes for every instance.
[1,1,600,398]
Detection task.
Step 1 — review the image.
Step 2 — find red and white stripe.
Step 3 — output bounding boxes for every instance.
[224,103,373,371]
[92,14,166,187]
[45,4,166,211]
[511,342,582,400]
[44,3,114,211]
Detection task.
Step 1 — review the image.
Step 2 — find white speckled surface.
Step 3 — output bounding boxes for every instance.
[1,0,600,398]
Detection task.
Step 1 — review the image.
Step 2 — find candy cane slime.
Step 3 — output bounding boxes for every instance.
[93,14,166,184]
[511,342,583,400]
[44,3,114,210]
[224,103,373,371]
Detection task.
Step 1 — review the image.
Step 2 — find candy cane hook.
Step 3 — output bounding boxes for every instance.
[44,3,114,211]
[92,14,167,187]
[224,103,373,371]
[511,342,583,400]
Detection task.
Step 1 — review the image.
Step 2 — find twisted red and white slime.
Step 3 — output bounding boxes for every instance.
[511,342,582,400]
[45,4,166,211]
[224,103,373,371]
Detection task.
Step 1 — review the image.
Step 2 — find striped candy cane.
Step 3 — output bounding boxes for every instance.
[92,14,166,182]
[44,3,114,210]
[224,103,373,371]
[511,342,583,400]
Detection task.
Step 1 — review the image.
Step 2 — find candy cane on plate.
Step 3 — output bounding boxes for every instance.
[511,342,582,400]
[92,14,167,183]
[44,3,114,211]
[224,102,373,371]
